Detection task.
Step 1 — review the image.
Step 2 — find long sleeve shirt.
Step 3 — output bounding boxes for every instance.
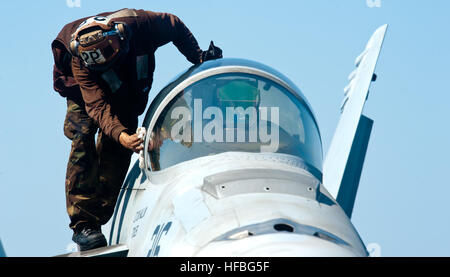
[52,9,203,142]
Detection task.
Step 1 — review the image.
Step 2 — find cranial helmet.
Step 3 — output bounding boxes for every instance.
[69,16,130,71]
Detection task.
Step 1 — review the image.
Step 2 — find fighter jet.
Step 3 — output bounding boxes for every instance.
[60,24,388,257]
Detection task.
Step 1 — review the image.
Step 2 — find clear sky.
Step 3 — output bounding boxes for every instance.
[0,0,449,257]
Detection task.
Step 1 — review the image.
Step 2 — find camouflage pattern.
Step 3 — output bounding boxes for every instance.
[64,99,132,230]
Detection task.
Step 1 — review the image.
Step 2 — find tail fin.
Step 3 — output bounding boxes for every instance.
[0,239,6,257]
[323,25,388,218]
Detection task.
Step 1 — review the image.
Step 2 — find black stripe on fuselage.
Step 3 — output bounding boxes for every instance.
[109,161,140,245]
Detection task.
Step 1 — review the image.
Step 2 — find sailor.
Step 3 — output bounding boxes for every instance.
[51,8,222,251]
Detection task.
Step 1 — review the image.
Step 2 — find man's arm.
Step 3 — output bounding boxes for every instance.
[72,58,144,152]
[71,59,126,140]
[146,12,203,64]
[51,40,80,97]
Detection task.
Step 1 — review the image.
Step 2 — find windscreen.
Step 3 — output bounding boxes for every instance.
[146,73,322,172]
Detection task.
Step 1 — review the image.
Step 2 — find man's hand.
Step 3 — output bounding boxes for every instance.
[119,132,143,153]
[202,41,223,62]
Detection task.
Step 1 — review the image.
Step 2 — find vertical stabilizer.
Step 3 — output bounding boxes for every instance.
[336,115,373,218]
[323,25,388,216]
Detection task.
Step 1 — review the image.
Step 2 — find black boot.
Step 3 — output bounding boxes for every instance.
[72,225,107,251]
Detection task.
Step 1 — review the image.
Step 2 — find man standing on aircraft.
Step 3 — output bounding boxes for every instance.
[51,8,222,251]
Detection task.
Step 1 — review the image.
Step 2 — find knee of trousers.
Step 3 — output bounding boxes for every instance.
[63,100,97,141]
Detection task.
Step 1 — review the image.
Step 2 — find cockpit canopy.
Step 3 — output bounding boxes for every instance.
[143,59,323,177]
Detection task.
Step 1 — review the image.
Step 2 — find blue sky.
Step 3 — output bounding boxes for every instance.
[0,0,449,257]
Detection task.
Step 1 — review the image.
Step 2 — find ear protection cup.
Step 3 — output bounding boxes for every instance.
[69,39,79,57]
[115,23,128,41]
[113,22,131,58]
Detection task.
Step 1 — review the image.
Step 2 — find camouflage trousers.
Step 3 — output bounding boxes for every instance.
[64,98,132,231]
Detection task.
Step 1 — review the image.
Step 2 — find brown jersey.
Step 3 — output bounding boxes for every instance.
[52,8,203,142]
